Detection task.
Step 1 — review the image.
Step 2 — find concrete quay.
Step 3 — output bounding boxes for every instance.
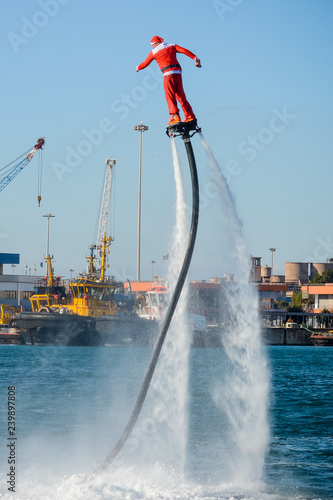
[262,327,323,346]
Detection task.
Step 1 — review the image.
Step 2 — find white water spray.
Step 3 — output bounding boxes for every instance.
[200,133,270,484]
[145,136,191,471]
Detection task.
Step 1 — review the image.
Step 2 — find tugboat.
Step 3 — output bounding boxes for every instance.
[29,236,120,318]
[15,236,155,346]
[136,281,220,347]
[15,236,119,345]
[137,283,169,321]
[13,152,156,345]
[310,330,333,346]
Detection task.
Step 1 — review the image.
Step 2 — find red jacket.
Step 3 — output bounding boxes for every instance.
[137,43,197,76]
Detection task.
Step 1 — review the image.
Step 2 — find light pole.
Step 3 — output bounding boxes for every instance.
[43,214,55,257]
[134,121,148,281]
[151,260,156,281]
[269,248,276,280]
[69,269,74,280]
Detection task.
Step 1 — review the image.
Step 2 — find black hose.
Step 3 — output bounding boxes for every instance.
[93,134,199,475]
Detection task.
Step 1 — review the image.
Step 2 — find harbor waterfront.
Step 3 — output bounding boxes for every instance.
[0,319,330,346]
[0,345,331,499]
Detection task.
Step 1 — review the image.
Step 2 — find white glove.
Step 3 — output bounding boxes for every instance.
[136,66,139,72]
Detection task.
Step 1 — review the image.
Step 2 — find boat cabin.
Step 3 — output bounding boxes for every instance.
[138,286,170,320]
[147,286,169,308]
[29,278,119,317]
[69,278,116,302]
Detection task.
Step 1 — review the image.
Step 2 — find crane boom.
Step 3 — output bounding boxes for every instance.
[96,158,116,272]
[0,138,45,197]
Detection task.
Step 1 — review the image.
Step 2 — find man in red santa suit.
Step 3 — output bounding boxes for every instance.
[136,36,201,126]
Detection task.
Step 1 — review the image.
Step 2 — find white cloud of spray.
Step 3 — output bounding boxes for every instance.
[200,132,270,484]
[140,136,191,472]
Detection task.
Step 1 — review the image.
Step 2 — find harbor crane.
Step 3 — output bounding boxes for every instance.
[0,138,45,206]
[94,158,116,274]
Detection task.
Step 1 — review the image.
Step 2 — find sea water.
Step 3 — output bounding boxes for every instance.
[0,345,332,499]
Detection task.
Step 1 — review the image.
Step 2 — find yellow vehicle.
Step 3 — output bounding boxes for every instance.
[0,303,21,326]
[285,318,299,328]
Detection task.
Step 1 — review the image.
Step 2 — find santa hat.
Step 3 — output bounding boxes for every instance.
[151,36,163,45]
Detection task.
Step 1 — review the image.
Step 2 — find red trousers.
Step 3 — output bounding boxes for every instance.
[163,73,195,120]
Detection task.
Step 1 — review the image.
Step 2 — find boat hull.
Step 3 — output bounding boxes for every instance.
[0,327,25,345]
[15,311,99,346]
[310,335,333,346]
[95,314,157,346]
[15,311,158,346]
[14,310,223,347]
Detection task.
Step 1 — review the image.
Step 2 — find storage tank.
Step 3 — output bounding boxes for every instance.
[261,265,271,280]
[271,275,285,283]
[285,262,309,284]
[312,262,333,278]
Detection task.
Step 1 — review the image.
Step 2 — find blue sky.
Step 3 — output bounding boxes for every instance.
[1,0,333,281]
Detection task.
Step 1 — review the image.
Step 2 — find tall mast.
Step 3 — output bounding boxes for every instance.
[100,235,112,282]
[42,213,55,287]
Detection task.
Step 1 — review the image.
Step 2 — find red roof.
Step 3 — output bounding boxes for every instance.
[124,281,153,292]
[302,284,333,295]
[258,284,288,291]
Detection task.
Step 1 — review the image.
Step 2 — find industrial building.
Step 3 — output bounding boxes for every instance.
[0,253,41,310]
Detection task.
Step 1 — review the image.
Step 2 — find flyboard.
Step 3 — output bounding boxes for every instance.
[166,117,201,139]
[92,119,201,476]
